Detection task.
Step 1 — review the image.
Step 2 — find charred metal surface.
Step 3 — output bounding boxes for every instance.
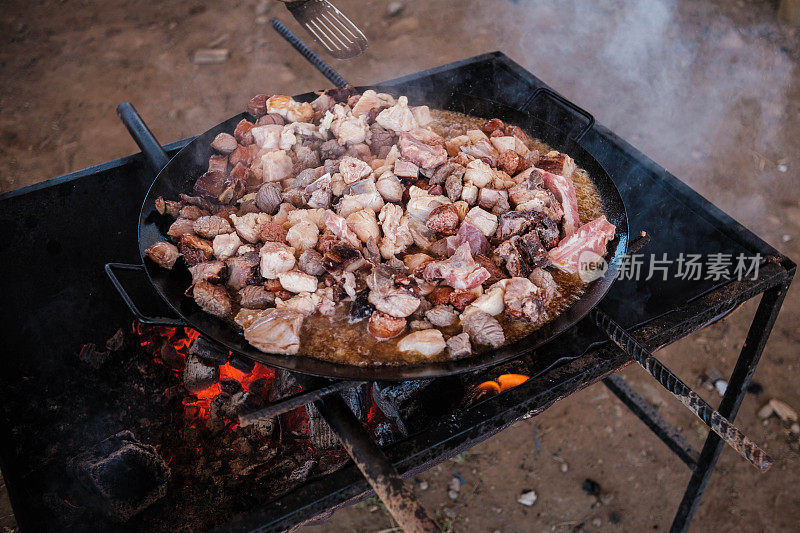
[603,374,700,469]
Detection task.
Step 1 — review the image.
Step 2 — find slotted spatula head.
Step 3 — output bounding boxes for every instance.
[284,0,368,59]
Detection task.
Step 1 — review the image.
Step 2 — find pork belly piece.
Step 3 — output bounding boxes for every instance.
[286,220,319,251]
[425,304,458,327]
[375,96,419,133]
[189,260,227,285]
[367,311,407,340]
[397,132,447,169]
[464,206,498,237]
[503,277,547,323]
[225,252,259,290]
[366,264,421,318]
[548,216,616,273]
[460,138,498,167]
[211,133,237,154]
[212,232,242,260]
[397,329,446,357]
[464,159,494,188]
[378,203,414,259]
[193,215,233,239]
[259,241,297,279]
[461,310,505,348]
[239,285,275,309]
[266,95,314,123]
[423,242,490,290]
[529,267,559,301]
[394,158,419,179]
[541,170,580,237]
[537,151,576,180]
[178,234,214,265]
[145,241,180,269]
[323,210,361,248]
[208,154,228,174]
[259,150,293,183]
[237,308,305,354]
[339,156,372,184]
[230,212,271,244]
[193,281,232,318]
[346,208,381,243]
[278,270,319,293]
[447,332,472,359]
[298,249,326,276]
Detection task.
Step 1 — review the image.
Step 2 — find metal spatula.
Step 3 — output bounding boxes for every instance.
[280,0,368,59]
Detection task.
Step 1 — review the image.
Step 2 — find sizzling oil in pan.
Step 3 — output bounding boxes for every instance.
[298,110,605,366]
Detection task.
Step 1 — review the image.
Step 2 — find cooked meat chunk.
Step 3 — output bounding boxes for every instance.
[496,211,533,241]
[194,171,232,200]
[536,216,560,249]
[259,150,294,182]
[394,158,419,179]
[278,270,319,293]
[428,285,454,306]
[320,139,347,160]
[423,242,490,290]
[497,237,531,278]
[529,267,559,301]
[212,232,242,260]
[225,253,259,290]
[467,279,508,316]
[447,332,472,359]
[193,215,233,239]
[367,311,407,340]
[369,123,395,157]
[193,281,231,317]
[397,329,446,356]
[497,150,523,175]
[366,264,421,318]
[339,156,372,184]
[211,132,238,154]
[482,118,506,135]
[234,119,255,145]
[246,94,268,117]
[409,319,433,330]
[208,154,228,174]
[446,222,490,256]
[189,260,226,285]
[256,182,283,214]
[323,210,361,248]
[376,172,404,203]
[349,289,376,323]
[548,216,616,273]
[259,241,296,279]
[462,310,505,347]
[229,144,255,167]
[541,170,580,237]
[398,131,447,169]
[517,231,549,268]
[475,255,507,285]
[503,277,547,323]
[375,96,418,133]
[464,206,498,237]
[286,220,319,250]
[239,285,275,309]
[230,212,270,243]
[346,208,381,243]
[179,205,207,221]
[444,172,464,202]
[378,203,414,259]
[449,289,479,311]
[155,196,182,217]
[258,222,288,244]
[178,234,214,265]
[237,308,305,355]
[426,203,459,234]
[537,151,576,180]
[145,241,180,269]
[298,249,326,276]
[425,304,458,327]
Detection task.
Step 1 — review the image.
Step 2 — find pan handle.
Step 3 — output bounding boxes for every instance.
[522,87,595,142]
[104,263,187,327]
[116,102,171,175]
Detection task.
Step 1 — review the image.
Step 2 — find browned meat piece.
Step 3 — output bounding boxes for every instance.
[481,118,506,135]
[208,154,228,174]
[320,139,346,160]
[257,113,285,126]
[253,182,281,215]
[234,119,255,145]
[495,211,532,241]
[179,193,217,212]
[296,146,321,171]
[315,234,338,255]
[237,308,305,355]
[298,249,326,276]
[475,255,507,285]
[423,242,490,290]
[194,170,230,199]
[504,277,547,323]
[367,311,407,340]
[397,132,447,169]
[155,196,182,217]
[178,234,214,265]
[263,278,283,293]
[211,133,237,154]
[145,241,180,269]
[323,241,364,273]
[324,85,358,103]
[505,125,529,144]
[444,172,464,202]
[193,281,232,317]
[230,162,259,194]
[497,237,531,278]
[258,222,288,243]
[217,176,245,205]
[179,205,208,220]
[425,304,458,327]
[189,260,226,284]
[524,150,540,168]
[259,242,296,279]
[429,161,454,186]
[366,264,421,318]
[537,151,576,180]
[462,310,505,347]
[167,218,196,240]
[449,289,478,311]
[447,332,472,359]
[409,319,433,331]
[446,222,490,256]
[498,150,523,175]
[370,123,395,157]
[535,216,560,249]
[229,144,255,166]
[246,94,268,118]
[294,168,322,189]
[239,285,275,309]
[193,215,233,239]
[425,203,459,234]
[348,289,375,322]
[428,285,454,306]
[517,232,549,268]
[529,267,558,302]
[225,252,259,290]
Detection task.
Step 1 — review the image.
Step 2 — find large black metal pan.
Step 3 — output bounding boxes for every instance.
[120,85,628,380]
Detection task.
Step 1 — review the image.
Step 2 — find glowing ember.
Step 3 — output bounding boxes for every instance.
[475,373,530,400]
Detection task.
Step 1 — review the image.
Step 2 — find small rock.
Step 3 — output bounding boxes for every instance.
[582,478,601,496]
[782,234,792,242]
[560,463,569,473]
[777,164,788,172]
[448,477,461,492]
[387,1,404,16]
[769,399,798,422]
[757,403,774,419]
[192,48,229,64]
[448,490,458,500]
[517,490,537,506]
[418,480,429,491]
[592,518,602,527]
[442,507,456,519]
[715,380,728,396]
[791,423,800,434]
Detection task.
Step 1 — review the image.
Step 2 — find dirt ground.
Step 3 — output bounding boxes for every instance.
[1,0,799,531]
